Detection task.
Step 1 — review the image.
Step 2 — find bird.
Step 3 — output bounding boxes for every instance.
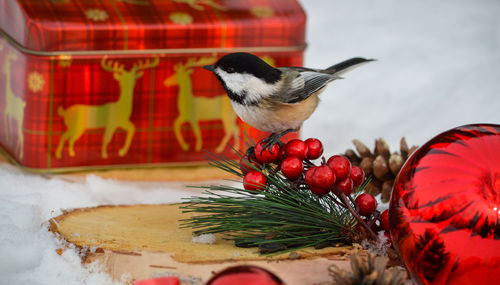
[203,52,374,154]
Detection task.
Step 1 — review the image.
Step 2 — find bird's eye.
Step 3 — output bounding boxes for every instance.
[226,67,235,73]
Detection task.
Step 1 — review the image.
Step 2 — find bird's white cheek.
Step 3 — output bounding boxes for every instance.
[215,69,251,94]
[215,68,280,103]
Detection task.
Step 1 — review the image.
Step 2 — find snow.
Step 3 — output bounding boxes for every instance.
[0,165,207,285]
[1,0,499,284]
[361,231,392,257]
[191,234,217,245]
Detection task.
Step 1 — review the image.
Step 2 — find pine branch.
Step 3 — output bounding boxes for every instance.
[181,151,362,254]
[180,135,384,254]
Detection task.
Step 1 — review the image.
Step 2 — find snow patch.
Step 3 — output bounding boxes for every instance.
[361,231,391,256]
[191,234,217,244]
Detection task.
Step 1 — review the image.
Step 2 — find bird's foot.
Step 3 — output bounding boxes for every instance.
[260,133,284,155]
[244,136,279,160]
[245,146,256,160]
[260,129,295,155]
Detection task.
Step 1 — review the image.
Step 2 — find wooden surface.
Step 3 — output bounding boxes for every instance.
[49,204,355,284]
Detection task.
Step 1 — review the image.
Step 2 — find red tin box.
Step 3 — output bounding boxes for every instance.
[0,0,305,172]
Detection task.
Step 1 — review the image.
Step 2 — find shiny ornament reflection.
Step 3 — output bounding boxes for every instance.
[390,124,500,284]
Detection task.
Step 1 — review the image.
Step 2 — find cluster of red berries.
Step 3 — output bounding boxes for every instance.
[238,137,392,245]
[240,138,383,219]
[240,138,324,192]
[305,155,365,197]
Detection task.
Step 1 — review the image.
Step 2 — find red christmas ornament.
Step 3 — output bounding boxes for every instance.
[336,177,354,196]
[390,124,500,284]
[254,140,281,163]
[284,139,308,160]
[305,165,336,195]
[206,265,284,285]
[350,166,365,187]
[304,138,323,160]
[355,193,377,216]
[380,209,390,232]
[243,171,267,192]
[327,155,352,180]
[280,156,304,180]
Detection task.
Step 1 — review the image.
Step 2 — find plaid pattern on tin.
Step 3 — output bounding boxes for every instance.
[0,0,306,52]
[0,0,305,171]
[0,34,302,170]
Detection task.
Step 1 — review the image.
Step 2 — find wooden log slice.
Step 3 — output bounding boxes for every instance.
[49,204,356,284]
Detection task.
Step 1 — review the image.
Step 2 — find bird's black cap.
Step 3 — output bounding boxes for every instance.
[213,52,281,84]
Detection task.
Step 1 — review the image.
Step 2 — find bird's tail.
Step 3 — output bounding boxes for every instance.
[325,57,375,76]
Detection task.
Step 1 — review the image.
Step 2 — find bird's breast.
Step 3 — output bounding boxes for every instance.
[230,94,320,133]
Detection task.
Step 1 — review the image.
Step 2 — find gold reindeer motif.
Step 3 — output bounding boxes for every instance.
[1,46,26,160]
[164,57,239,153]
[172,0,227,11]
[55,56,159,159]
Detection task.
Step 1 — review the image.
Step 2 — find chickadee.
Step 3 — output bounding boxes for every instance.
[203,52,373,149]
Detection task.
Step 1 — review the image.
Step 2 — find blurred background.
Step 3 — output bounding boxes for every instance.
[301,0,499,152]
[1,0,499,284]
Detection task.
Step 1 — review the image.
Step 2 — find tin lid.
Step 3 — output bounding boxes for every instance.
[0,0,306,55]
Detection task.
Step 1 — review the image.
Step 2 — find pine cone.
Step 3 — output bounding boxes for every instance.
[328,252,410,285]
[345,137,418,203]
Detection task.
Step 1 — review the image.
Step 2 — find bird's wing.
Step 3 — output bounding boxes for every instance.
[276,67,336,104]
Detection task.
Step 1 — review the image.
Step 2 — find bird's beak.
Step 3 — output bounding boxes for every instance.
[203,65,215,72]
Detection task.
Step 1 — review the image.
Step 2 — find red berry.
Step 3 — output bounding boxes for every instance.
[304,138,323,160]
[350,166,365,187]
[327,155,352,180]
[280,156,304,180]
[336,177,354,195]
[354,193,377,216]
[284,139,308,160]
[243,171,267,192]
[309,185,331,196]
[305,165,336,195]
[254,140,281,163]
[380,209,390,232]
[240,156,260,174]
